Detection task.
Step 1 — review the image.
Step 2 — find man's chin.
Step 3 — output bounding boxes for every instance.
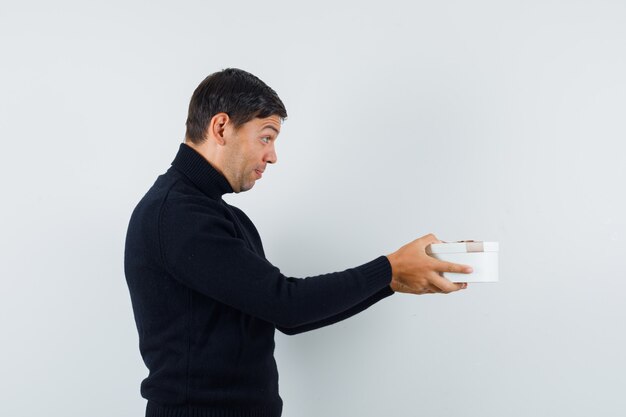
[239,182,255,193]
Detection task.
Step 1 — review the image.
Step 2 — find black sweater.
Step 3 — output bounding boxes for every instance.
[124,143,395,417]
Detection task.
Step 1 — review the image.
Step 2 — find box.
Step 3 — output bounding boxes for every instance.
[426,241,499,283]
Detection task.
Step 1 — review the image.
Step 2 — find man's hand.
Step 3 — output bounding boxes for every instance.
[386,233,472,295]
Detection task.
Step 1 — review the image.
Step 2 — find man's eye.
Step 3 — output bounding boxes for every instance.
[261,137,270,144]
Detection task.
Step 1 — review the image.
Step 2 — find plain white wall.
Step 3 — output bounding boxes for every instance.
[1,0,625,416]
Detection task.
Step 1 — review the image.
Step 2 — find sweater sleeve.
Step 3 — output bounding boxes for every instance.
[276,285,394,335]
[159,196,393,329]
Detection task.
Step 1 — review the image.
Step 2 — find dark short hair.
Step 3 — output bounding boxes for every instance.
[184,68,288,144]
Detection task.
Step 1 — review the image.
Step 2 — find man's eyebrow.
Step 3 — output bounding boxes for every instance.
[261,125,280,135]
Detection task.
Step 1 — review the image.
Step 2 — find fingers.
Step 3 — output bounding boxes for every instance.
[397,278,468,295]
[434,259,473,274]
[428,269,470,293]
[420,280,467,294]
[426,283,443,294]
[412,273,468,294]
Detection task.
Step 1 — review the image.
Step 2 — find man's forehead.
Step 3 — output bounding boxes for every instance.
[255,115,282,133]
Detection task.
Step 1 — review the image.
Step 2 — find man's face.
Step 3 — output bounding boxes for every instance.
[222,114,281,193]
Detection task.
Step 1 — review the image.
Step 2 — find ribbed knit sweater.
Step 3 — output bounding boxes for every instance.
[124,143,395,417]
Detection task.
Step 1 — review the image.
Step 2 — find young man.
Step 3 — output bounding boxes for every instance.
[124,68,471,417]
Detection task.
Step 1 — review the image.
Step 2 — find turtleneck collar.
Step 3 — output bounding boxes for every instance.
[171,143,234,199]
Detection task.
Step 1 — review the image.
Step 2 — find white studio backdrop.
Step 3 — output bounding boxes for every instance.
[1,1,625,416]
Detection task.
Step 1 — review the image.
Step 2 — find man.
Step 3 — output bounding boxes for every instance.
[124,68,472,417]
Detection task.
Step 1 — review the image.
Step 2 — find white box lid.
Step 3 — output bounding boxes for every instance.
[426,241,499,254]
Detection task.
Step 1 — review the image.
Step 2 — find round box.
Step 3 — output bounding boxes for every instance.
[426,241,499,283]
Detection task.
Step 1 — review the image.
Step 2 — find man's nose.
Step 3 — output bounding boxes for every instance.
[265,145,277,164]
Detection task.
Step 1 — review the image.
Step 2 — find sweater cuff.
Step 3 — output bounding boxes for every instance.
[356,255,393,291]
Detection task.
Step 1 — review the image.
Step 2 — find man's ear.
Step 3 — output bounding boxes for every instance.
[208,113,230,145]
